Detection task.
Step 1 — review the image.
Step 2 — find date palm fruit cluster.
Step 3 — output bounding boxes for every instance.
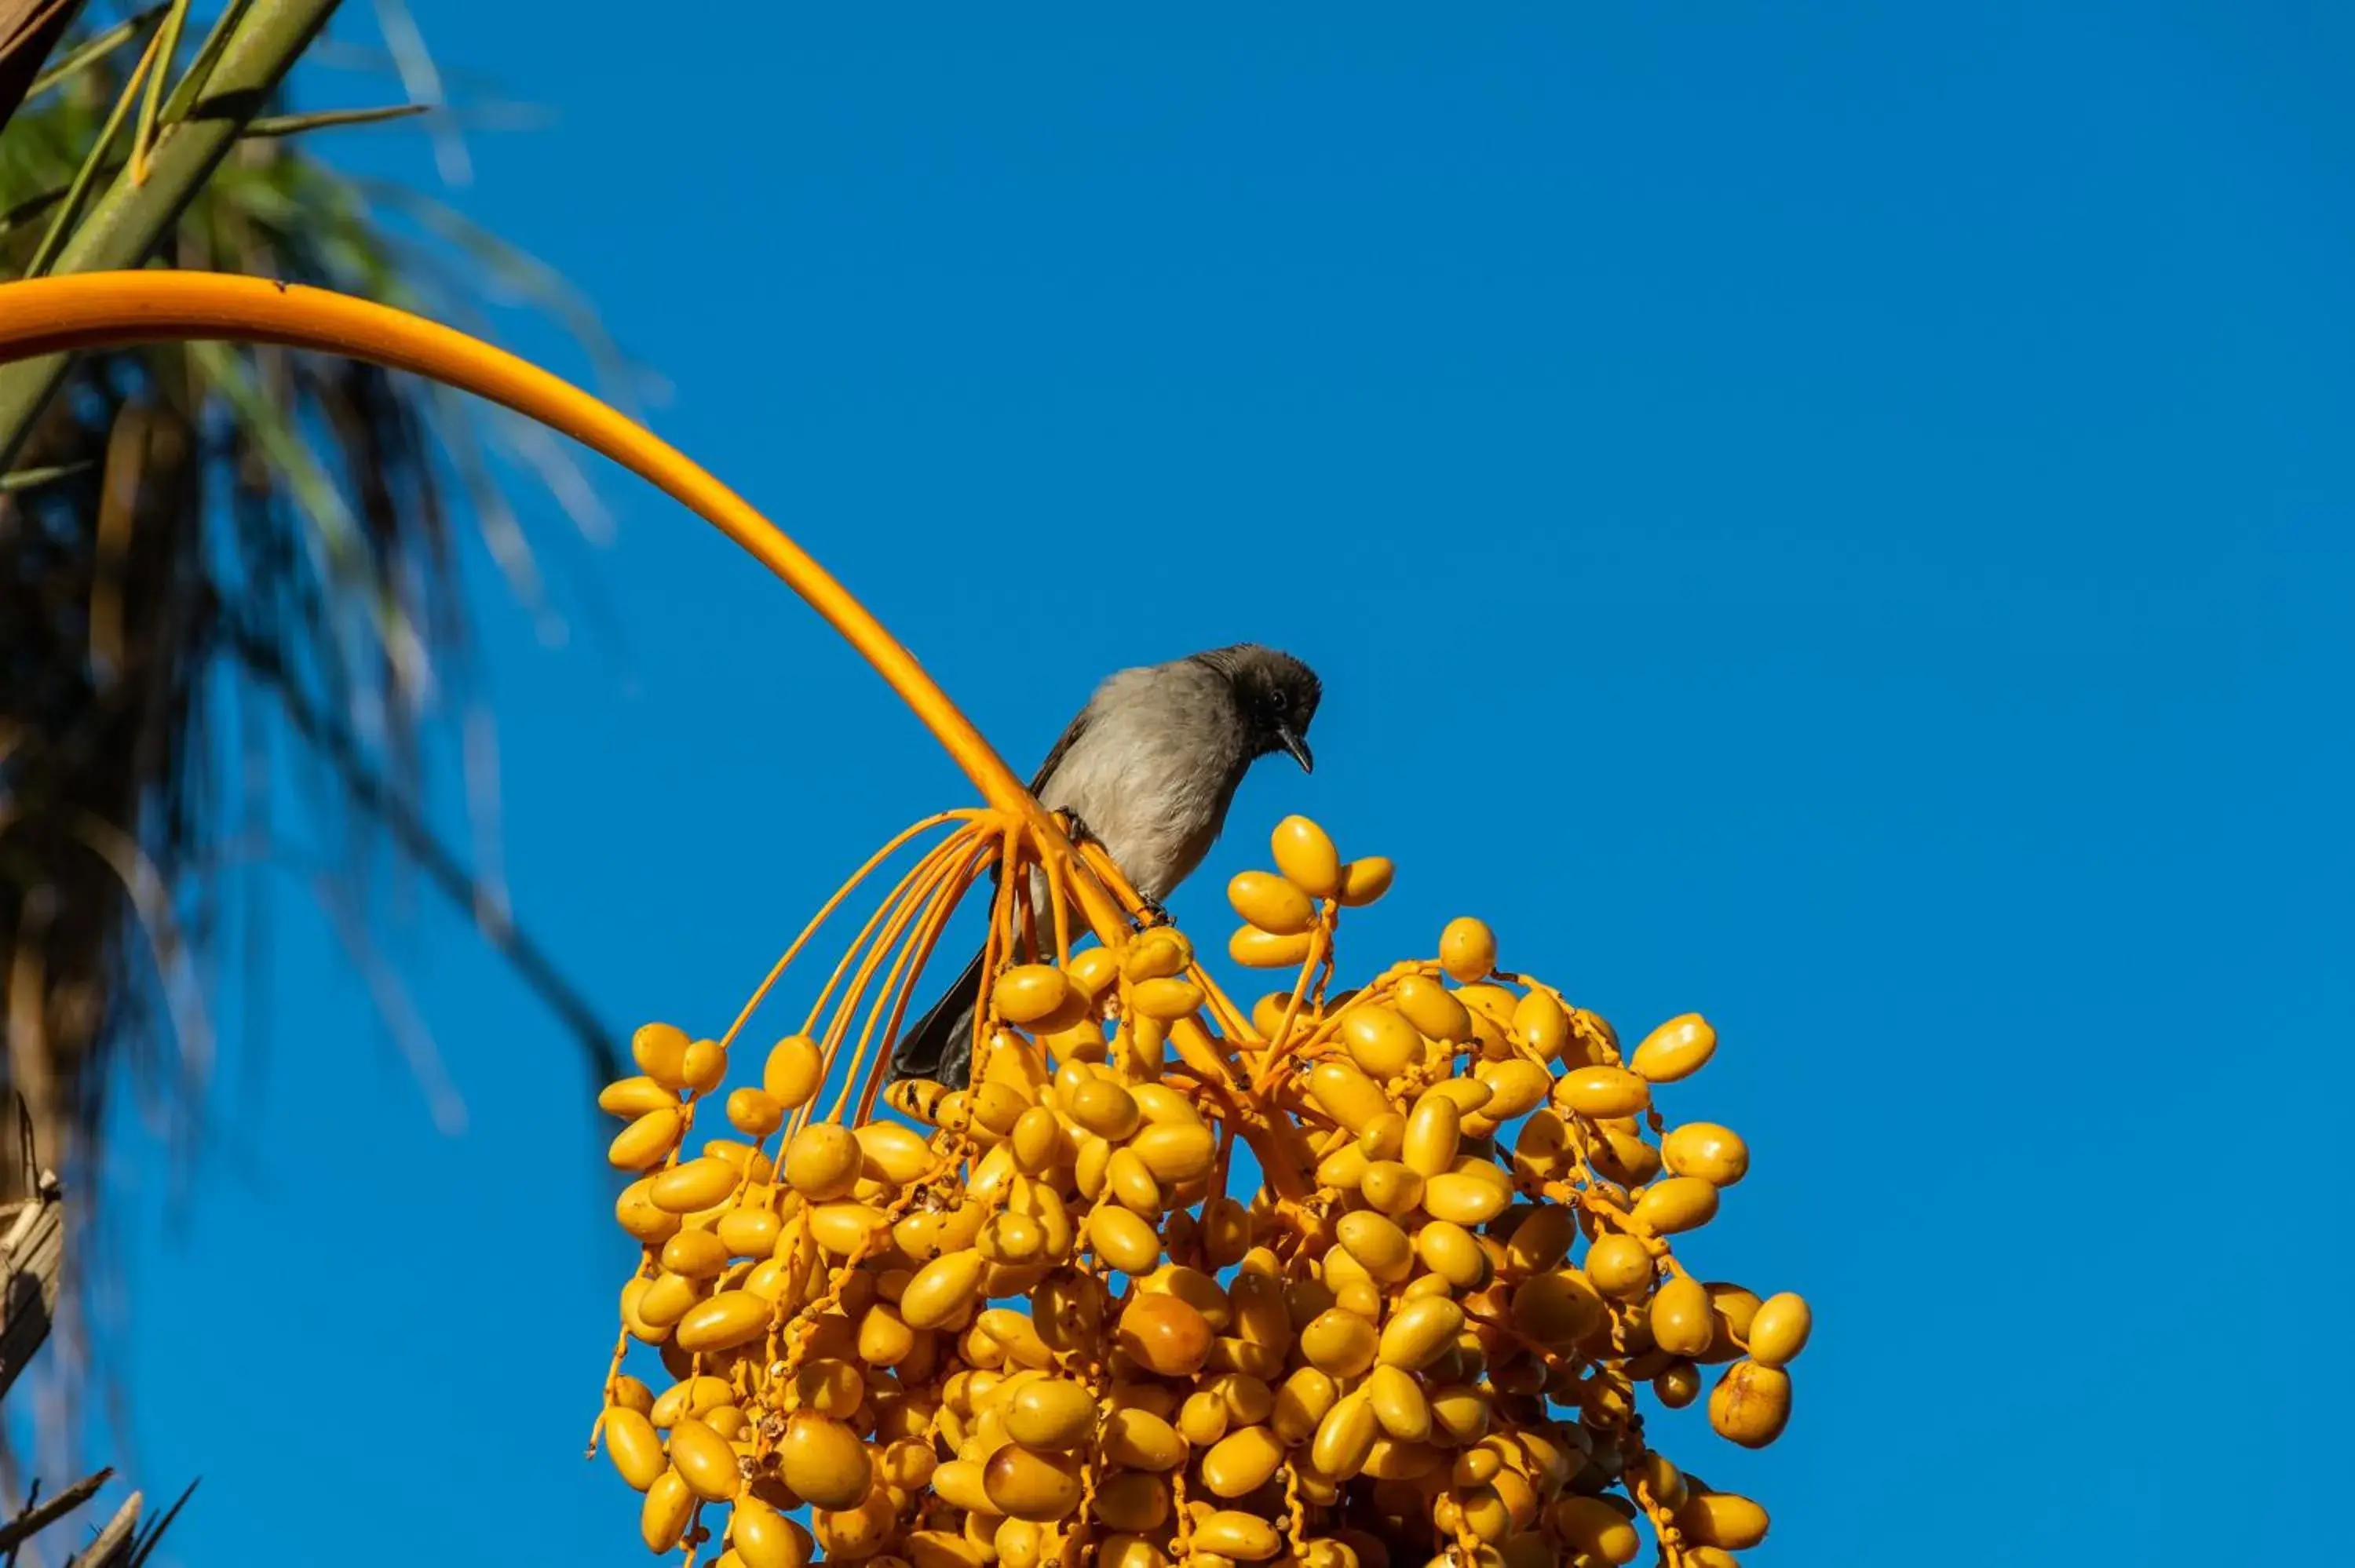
[590,810,1809,1567]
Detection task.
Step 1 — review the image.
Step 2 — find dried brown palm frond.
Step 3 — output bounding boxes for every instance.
[0,8,630,1222]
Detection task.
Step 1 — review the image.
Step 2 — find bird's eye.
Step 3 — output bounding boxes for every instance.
[1269,690,1289,713]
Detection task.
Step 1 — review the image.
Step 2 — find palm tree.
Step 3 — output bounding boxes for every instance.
[0,5,623,1550]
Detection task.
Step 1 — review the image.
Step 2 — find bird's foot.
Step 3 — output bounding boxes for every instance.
[1052,809,1163,927]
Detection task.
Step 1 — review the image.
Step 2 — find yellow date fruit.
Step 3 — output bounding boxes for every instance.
[1394,975,1473,1043]
[1123,928,1192,982]
[1631,1176,1721,1235]
[1400,1094,1462,1178]
[1090,1205,1163,1274]
[982,1444,1085,1522]
[1662,1121,1749,1187]
[1311,1390,1379,1479]
[1510,1269,1605,1349]
[632,1022,690,1088]
[1415,1220,1487,1289]
[1338,856,1395,906]
[994,965,1075,1026]
[1300,1308,1381,1378]
[1130,976,1204,1023]
[1100,1536,1170,1568]
[763,1035,824,1108]
[1271,815,1342,900]
[1067,1078,1141,1139]
[676,1290,772,1353]
[1630,1012,1716,1081]
[1708,1358,1793,1448]
[1307,1062,1391,1134]
[1510,990,1571,1060]
[680,1037,728,1094]
[660,1230,732,1278]
[1677,1492,1770,1551]
[1229,870,1318,935]
[1201,1424,1283,1496]
[1359,1160,1424,1216]
[1473,1058,1552,1124]
[783,1122,863,1201]
[1196,1511,1282,1562]
[668,1415,743,1503]
[641,1471,694,1553]
[615,1179,681,1244]
[599,1075,676,1119]
[608,1107,682,1171]
[1340,1005,1422,1078]
[1094,1475,1171,1535]
[716,1204,780,1258]
[1747,1290,1813,1366]
[1557,1067,1650,1119]
[1273,1366,1338,1444]
[778,1412,872,1509]
[730,1499,809,1568]
[1130,1120,1216,1182]
[602,1407,666,1490]
[928,1460,995,1518]
[1421,1169,1510,1226]
[726,1086,784,1136]
[1583,1233,1655,1299]
[1438,917,1497,982]
[1230,926,1315,968]
[1655,1360,1702,1409]
[1365,1363,1431,1442]
[651,1155,739,1214]
[1551,1496,1638,1564]
[900,1249,987,1329]
[1336,1210,1413,1282]
[1097,1406,1184,1473]
[1119,1292,1214,1377]
[1378,1296,1463,1370]
[1652,1276,1716,1358]
[1006,1377,1097,1451]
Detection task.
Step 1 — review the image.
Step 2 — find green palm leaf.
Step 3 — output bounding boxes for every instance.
[0,3,627,1214]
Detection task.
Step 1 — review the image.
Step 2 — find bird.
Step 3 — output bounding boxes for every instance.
[884,643,1322,1092]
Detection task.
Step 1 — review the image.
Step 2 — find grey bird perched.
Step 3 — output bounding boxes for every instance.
[885,644,1322,1091]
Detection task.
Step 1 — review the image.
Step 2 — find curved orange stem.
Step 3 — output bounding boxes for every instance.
[0,270,1134,953]
[0,272,1339,1181]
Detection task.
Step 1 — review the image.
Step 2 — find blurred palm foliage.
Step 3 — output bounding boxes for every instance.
[0,0,629,1223]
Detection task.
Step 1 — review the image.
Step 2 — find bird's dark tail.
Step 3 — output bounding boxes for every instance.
[885,943,989,1092]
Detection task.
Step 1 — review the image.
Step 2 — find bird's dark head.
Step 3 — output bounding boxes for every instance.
[1197,644,1321,773]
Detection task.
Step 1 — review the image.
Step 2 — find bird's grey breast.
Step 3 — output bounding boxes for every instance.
[1034,662,1247,903]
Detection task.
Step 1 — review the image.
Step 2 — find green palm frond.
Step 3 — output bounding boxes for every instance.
[0,6,627,1212]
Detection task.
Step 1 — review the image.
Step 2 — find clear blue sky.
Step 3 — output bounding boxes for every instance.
[82,3,2355,1565]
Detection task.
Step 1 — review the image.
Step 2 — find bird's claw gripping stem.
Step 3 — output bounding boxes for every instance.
[1053,808,1166,928]
[1053,809,1097,854]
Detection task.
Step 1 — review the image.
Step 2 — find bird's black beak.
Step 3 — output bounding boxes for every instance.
[1278,724,1313,774]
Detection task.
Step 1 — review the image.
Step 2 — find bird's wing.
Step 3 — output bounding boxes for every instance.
[1028,702,1094,799]
[892,694,1105,1089]
[886,942,988,1088]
